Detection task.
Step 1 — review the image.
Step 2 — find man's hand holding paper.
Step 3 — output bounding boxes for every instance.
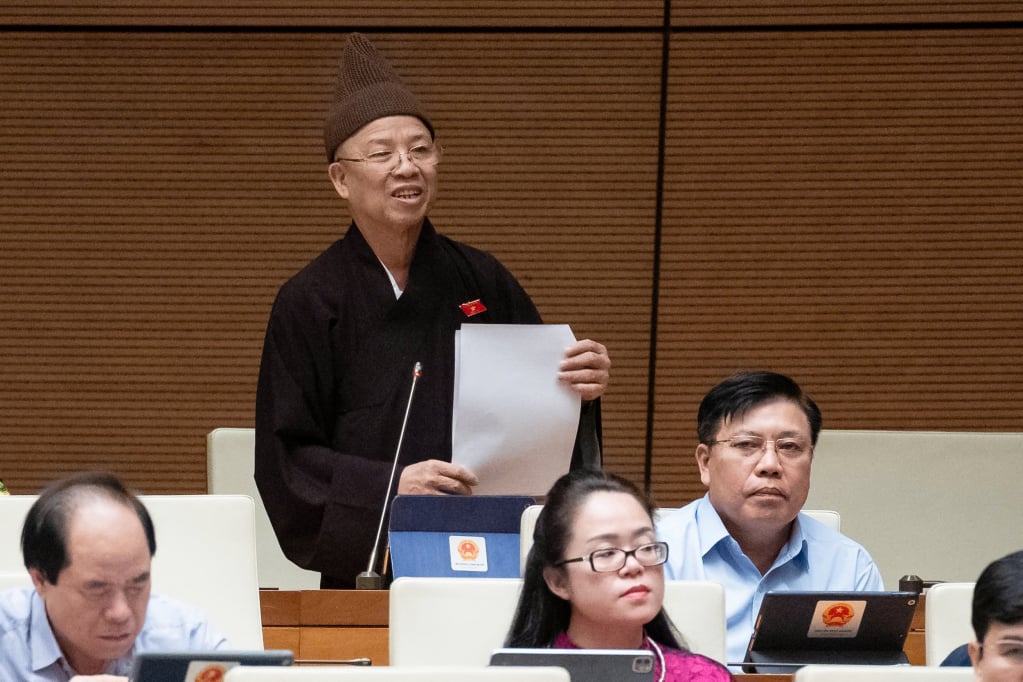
[452,324,591,495]
[558,338,610,401]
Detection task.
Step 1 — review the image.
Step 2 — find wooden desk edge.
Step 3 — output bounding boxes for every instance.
[261,589,389,627]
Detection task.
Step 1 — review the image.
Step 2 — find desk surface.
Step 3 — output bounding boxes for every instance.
[259,589,926,673]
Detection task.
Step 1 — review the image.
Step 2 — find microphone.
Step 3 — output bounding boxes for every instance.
[898,574,943,594]
[356,361,422,590]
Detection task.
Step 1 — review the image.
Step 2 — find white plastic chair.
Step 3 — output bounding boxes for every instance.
[224,667,570,682]
[795,664,975,681]
[207,427,320,590]
[925,582,976,666]
[0,493,263,649]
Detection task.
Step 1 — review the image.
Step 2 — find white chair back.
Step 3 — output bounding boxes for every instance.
[518,505,543,574]
[803,509,841,531]
[0,571,32,591]
[389,577,522,667]
[0,493,263,649]
[925,582,976,665]
[663,580,726,663]
[225,667,570,681]
[207,427,320,590]
[388,576,727,666]
[795,664,975,681]
[807,429,1023,589]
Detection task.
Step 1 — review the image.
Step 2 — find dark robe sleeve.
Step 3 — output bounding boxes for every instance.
[254,276,399,585]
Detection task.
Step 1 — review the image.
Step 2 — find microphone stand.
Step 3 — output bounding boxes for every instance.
[356,361,422,590]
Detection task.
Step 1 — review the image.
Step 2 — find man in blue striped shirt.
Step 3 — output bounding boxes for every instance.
[0,473,226,681]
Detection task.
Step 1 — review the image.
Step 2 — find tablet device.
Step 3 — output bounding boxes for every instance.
[128,649,293,682]
[490,648,655,682]
[742,591,919,673]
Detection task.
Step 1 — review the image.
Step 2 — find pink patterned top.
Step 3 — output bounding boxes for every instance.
[552,632,733,682]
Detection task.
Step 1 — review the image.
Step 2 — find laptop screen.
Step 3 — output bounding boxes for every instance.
[490,648,655,682]
[128,649,293,682]
[743,591,919,672]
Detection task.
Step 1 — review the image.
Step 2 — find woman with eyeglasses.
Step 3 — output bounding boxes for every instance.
[506,469,732,681]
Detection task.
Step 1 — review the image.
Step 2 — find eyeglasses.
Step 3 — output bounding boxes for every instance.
[705,435,812,459]
[555,541,669,573]
[334,142,443,173]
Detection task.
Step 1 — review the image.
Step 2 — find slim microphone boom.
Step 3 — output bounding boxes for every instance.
[356,361,422,590]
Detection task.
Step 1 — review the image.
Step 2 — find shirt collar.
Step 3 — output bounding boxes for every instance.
[695,494,811,572]
[779,514,811,571]
[28,590,65,675]
[693,494,733,558]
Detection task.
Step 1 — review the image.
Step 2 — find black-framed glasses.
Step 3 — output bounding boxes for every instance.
[555,541,669,573]
[334,142,443,174]
[705,434,812,459]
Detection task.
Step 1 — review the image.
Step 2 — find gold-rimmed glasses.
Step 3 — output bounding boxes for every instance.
[705,435,812,459]
[334,142,443,174]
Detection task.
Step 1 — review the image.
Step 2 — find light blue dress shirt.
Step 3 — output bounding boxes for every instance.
[0,586,228,681]
[657,494,884,666]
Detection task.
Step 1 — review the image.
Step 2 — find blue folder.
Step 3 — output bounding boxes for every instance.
[388,495,533,579]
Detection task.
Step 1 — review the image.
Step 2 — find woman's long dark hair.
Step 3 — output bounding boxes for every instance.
[504,468,686,650]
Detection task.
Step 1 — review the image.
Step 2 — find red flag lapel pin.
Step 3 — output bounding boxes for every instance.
[459,299,487,317]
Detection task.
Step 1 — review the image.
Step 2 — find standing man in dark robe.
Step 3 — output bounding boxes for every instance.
[255,33,611,589]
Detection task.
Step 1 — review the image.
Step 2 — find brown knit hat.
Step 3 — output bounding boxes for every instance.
[323,33,434,162]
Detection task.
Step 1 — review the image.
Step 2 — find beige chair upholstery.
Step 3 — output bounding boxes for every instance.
[518,505,543,574]
[389,577,523,667]
[0,516,27,574]
[795,664,975,681]
[520,504,841,575]
[225,667,570,681]
[207,427,320,590]
[0,571,32,591]
[803,509,841,532]
[663,580,726,663]
[807,429,1023,589]
[925,582,976,665]
[0,493,263,649]
[388,576,727,666]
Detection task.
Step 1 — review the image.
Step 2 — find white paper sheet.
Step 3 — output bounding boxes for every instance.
[452,324,581,495]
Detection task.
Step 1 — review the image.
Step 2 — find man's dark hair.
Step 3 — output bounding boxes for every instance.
[21,472,156,584]
[971,549,1023,644]
[697,370,822,446]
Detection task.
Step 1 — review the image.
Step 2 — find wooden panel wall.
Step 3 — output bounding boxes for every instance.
[676,1,1023,25]
[0,30,663,493]
[1,3,1020,499]
[0,2,663,27]
[654,28,1023,504]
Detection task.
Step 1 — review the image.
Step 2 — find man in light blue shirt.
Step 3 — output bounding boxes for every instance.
[657,371,883,666]
[0,472,227,681]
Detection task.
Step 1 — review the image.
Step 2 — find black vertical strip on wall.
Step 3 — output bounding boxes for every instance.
[643,0,671,495]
